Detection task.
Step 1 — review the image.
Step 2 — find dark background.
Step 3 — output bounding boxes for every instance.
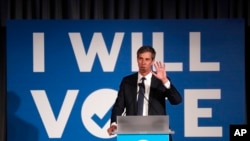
[0,0,249,141]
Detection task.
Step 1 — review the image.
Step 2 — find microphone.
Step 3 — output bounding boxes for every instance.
[137,82,160,115]
[123,82,160,116]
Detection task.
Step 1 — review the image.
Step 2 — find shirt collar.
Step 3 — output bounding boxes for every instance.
[138,72,152,82]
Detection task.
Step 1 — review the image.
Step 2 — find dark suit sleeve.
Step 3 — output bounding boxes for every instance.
[166,83,182,105]
[110,74,138,123]
[110,79,126,123]
[151,76,182,105]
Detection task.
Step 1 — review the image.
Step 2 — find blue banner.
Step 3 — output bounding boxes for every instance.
[7,19,245,141]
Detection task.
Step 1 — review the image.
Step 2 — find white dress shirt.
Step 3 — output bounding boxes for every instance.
[138,72,171,116]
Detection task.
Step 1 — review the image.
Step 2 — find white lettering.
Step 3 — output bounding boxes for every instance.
[131,32,183,72]
[234,129,247,136]
[241,129,247,136]
[184,89,222,137]
[33,33,45,72]
[32,32,222,73]
[234,129,241,136]
[30,90,78,138]
[131,32,142,71]
[189,32,220,71]
[69,32,124,72]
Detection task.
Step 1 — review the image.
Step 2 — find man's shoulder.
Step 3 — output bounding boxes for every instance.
[123,72,138,79]
[120,72,138,86]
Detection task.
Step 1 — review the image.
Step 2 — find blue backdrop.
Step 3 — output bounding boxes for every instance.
[7,20,245,141]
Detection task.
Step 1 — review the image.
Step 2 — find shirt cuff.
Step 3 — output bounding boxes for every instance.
[164,80,171,89]
[111,122,117,126]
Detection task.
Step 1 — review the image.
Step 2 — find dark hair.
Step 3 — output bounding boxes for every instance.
[137,45,156,60]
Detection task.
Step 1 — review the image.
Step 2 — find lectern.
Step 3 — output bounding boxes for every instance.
[116,115,174,141]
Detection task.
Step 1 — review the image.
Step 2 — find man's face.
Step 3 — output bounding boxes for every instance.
[137,52,154,75]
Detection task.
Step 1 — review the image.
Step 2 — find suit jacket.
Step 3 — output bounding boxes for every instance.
[110,72,182,123]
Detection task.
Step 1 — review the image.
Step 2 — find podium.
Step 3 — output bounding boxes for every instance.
[116,115,174,141]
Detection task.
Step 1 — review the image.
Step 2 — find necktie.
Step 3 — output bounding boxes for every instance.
[137,77,146,115]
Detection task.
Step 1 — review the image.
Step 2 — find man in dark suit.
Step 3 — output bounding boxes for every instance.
[107,45,182,140]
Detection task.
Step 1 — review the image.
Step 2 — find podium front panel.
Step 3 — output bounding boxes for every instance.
[117,134,169,141]
[117,115,170,134]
